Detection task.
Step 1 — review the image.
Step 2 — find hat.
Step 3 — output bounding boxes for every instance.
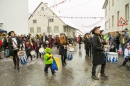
[91,26,101,34]
[125,43,130,48]
[125,28,128,30]
[45,48,51,53]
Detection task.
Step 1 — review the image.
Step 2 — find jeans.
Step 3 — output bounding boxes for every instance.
[116,44,119,51]
[5,49,9,57]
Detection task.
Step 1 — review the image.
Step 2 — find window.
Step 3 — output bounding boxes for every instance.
[117,11,119,23]
[105,21,108,30]
[54,26,59,33]
[37,27,41,33]
[30,27,34,33]
[112,15,114,27]
[109,1,110,10]
[64,27,67,32]
[33,20,37,23]
[105,9,107,16]
[49,19,54,22]
[41,7,44,11]
[109,18,110,28]
[112,0,114,6]
[125,4,129,20]
[47,27,51,33]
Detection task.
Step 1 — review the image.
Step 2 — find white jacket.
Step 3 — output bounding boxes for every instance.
[124,48,130,58]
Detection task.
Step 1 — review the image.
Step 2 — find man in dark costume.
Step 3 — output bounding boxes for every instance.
[91,26,108,80]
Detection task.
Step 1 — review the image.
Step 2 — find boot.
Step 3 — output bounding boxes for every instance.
[92,75,99,80]
[101,74,109,78]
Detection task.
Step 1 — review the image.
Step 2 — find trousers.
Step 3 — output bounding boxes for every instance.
[92,64,106,76]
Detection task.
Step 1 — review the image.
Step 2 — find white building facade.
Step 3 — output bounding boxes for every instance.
[0,0,29,35]
[102,0,130,33]
[29,2,78,37]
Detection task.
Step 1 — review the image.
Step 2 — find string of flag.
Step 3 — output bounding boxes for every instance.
[82,18,104,28]
[59,16,104,19]
[29,14,104,19]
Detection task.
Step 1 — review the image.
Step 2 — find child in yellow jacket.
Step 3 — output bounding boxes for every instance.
[44,48,55,74]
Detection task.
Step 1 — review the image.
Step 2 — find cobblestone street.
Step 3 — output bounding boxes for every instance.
[0,44,130,86]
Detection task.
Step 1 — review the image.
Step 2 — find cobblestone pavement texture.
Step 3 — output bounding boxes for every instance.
[0,44,130,86]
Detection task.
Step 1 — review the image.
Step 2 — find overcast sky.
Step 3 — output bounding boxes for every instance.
[28,0,105,33]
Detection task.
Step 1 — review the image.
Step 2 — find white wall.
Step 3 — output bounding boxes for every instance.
[0,0,29,35]
[104,0,130,33]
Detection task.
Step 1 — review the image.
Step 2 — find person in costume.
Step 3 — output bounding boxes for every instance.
[25,40,32,61]
[91,26,108,80]
[8,31,20,70]
[44,48,55,75]
[36,38,42,59]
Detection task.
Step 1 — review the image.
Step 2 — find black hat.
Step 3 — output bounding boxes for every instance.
[125,28,128,30]
[8,31,14,36]
[92,26,101,34]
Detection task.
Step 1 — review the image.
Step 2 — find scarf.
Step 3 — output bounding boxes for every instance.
[60,36,66,44]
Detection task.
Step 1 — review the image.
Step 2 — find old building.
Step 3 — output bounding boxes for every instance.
[28,2,80,37]
[102,0,130,33]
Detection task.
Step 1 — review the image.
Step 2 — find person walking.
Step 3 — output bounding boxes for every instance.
[8,31,20,70]
[59,33,67,66]
[91,26,108,80]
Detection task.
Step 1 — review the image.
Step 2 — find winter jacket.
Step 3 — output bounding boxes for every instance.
[44,53,53,64]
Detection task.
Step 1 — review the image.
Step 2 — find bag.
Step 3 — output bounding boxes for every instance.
[52,59,58,71]
[67,51,73,61]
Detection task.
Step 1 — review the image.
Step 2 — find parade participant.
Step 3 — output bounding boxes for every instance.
[119,30,129,56]
[25,40,32,61]
[78,35,82,49]
[44,48,55,75]
[55,35,59,50]
[36,38,42,59]
[84,33,91,57]
[3,34,9,57]
[59,33,67,66]
[33,40,37,51]
[91,26,108,80]
[41,33,48,48]
[88,34,92,57]
[20,40,26,50]
[8,31,20,70]
[48,35,53,49]
[115,32,120,51]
